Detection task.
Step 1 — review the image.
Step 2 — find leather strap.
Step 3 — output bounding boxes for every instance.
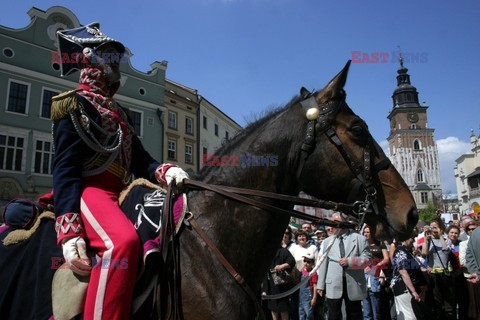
[185,214,265,318]
[183,179,357,229]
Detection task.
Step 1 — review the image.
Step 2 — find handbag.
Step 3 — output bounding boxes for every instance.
[270,268,296,286]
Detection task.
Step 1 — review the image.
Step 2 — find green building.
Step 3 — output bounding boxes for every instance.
[0,6,167,208]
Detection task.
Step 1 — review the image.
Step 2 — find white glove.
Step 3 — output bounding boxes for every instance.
[165,167,189,187]
[62,236,91,276]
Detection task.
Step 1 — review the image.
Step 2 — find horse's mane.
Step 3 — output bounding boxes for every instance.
[195,95,302,179]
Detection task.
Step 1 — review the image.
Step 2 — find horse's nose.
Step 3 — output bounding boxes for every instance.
[407,207,418,229]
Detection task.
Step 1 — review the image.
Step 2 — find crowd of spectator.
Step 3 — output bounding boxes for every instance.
[262,213,480,320]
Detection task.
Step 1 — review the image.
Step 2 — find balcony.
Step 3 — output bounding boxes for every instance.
[470,187,480,197]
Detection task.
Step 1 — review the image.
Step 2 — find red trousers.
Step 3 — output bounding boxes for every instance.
[80,171,140,320]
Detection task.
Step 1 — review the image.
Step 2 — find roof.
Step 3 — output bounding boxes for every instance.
[414,183,432,191]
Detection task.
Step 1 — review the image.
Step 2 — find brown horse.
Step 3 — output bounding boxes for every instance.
[173,61,417,319]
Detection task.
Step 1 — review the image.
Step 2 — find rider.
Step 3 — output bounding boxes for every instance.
[53,22,188,320]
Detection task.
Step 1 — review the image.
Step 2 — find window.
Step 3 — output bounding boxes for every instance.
[0,134,24,171]
[420,192,428,204]
[185,144,193,164]
[7,80,29,114]
[40,89,59,119]
[34,139,54,174]
[225,131,229,140]
[129,109,142,136]
[167,140,176,160]
[413,140,421,150]
[168,111,177,129]
[203,147,208,156]
[186,117,193,135]
[203,116,207,129]
[214,124,219,136]
[417,169,424,182]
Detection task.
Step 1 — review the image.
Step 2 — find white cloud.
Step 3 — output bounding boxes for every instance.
[436,137,471,195]
[378,137,471,196]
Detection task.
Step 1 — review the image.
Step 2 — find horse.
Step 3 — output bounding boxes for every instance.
[136,60,416,319]
[0,61,417,320]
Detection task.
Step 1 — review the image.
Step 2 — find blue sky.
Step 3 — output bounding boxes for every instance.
[2,0,479,194]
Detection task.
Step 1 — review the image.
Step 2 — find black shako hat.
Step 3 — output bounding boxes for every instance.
[56,22,125,76]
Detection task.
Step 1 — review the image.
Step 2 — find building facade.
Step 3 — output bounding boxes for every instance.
[454,130,480,215]
[0,6,166,207]
[198,96,241,169]
[386,57,443,210]
[164,79,198,173]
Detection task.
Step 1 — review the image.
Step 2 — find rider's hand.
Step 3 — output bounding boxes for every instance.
[165,167,189,188]
[62,236,91,276]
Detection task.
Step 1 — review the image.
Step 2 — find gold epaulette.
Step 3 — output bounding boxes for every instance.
[50,88,83,121]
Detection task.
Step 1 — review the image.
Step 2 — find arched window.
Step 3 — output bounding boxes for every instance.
[417,169,424,182]
[413,140,421,150]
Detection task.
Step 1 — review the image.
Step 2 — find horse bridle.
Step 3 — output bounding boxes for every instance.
[297,91,392,225]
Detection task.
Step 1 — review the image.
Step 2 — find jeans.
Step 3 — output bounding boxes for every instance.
[363,289,381,320]
[299,274,314,320]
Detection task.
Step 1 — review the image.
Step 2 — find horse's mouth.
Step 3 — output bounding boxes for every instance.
[364,209,416,242]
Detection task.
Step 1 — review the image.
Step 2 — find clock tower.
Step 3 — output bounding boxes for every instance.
[387,56,443,210]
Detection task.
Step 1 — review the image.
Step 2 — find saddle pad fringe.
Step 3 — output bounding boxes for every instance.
[118,178,166,206]
[2,211,55,246]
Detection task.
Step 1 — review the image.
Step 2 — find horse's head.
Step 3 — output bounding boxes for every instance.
[294,61,417,241]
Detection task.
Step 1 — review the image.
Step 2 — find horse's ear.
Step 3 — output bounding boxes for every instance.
[300,87,311,98]
[320,60,351,100]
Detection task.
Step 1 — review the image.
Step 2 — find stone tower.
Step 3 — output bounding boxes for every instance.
[387,56,443,210]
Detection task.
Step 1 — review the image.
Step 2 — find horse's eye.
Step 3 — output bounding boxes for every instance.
[350,125,364,135]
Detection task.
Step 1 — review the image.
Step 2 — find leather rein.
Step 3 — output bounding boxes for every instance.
[164,93,392,318]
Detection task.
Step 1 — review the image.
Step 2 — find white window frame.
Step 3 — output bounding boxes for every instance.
[185,144,193,164]
[186,117,193,135]
[0,125,28,173]
[32,131,54,176]
[420,192,428,204]
[167,140,177,160]
[6,79,31,116]
[128,108,144,137]
[39,87,60,120]
[168,111,177,129]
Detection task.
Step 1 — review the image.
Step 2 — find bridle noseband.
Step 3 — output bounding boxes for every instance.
[297,91,391,224]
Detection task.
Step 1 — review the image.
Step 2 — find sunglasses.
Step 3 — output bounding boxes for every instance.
[303,260,314,263]
[467,227,476,231]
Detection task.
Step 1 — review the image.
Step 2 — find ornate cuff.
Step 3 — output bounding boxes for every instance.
[155,163,178,186]
[55,213,86,246]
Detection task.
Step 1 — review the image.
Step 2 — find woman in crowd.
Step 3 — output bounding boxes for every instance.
[422,217,455,320]
[362,225,390,320]
[390,235,427,320]
[283,226,295,249]
[262,244,296,320]
[446,225,468,319]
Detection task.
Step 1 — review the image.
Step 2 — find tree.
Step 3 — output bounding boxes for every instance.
[419,201,437,223]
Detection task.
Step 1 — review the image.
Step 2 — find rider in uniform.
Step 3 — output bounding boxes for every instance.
[52,22,187,320]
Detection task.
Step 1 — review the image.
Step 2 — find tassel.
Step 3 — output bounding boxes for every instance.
[50,89,82,121]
